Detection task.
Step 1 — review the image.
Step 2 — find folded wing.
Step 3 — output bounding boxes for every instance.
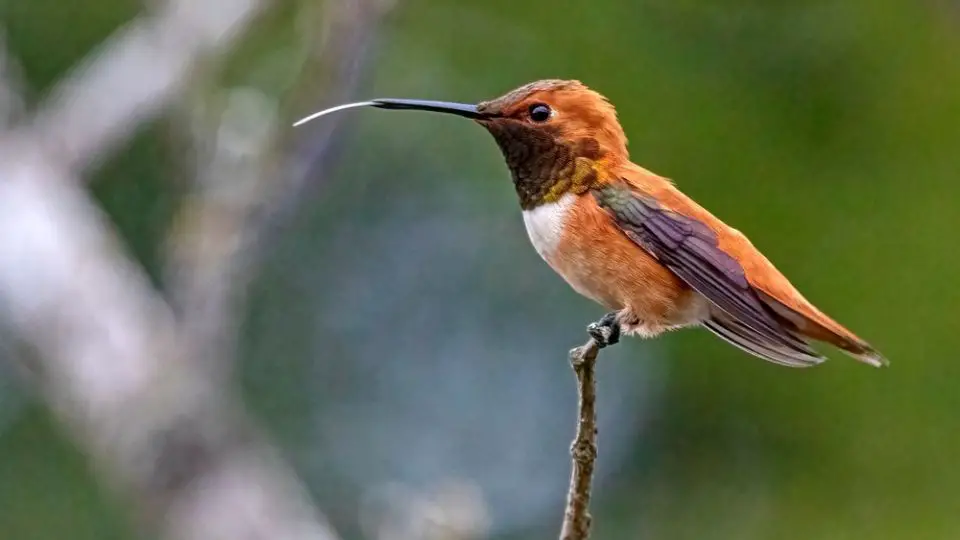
[593,182,827,367]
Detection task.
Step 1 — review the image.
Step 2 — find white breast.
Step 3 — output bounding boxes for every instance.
[521,193,576,261]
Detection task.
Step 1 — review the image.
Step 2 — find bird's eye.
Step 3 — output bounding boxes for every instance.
[528,103,552,123]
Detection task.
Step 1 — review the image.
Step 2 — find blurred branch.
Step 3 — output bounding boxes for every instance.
[166,0,397,377]
[0,1,403,539]
[559,337,602,540]
[0,31,35,393]
[0,150,341,540]
[274,0,397,218]
[166,86,279,375]
[29,0,267,172]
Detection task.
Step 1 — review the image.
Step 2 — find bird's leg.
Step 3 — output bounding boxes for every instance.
[586,311,621,348]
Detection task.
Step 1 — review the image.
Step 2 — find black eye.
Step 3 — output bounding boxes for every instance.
[528,103,552,122]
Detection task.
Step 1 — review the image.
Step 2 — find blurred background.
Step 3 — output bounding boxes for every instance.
[0,0,958,539]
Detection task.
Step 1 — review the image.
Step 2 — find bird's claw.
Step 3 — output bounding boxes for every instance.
[587,312,621,348]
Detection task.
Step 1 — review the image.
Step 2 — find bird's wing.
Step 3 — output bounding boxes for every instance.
[702,311,824,367]
[593,181,826,367]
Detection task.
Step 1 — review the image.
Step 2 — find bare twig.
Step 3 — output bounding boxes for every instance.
[559,337,602,540]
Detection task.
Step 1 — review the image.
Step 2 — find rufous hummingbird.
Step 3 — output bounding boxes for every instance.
[295,80,886,368]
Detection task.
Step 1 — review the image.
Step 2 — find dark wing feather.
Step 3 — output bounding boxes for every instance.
[703,313,825,368]
[594,183,821,364]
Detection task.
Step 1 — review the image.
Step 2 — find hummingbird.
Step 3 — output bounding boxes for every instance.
[295,80,886,368]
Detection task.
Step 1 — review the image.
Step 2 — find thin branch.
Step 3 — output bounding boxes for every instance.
[559,337,602,540]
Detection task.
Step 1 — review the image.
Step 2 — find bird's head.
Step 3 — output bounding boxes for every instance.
[293,79,629,208]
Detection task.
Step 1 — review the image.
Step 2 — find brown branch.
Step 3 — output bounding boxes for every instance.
[560,337,602,540]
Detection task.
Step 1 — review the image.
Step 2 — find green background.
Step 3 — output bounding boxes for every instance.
[1,0,958,538]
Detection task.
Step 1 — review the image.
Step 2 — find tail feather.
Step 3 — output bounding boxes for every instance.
[703,311,825,368]
[756,290,888,367]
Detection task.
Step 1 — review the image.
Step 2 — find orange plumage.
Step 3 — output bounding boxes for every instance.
[472,79,884,367]
[295,79,886,368]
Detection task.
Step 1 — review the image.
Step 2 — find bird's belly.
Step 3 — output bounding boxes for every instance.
[525,193,705,329]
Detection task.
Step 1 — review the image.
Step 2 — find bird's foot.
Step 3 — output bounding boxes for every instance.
[587,311,621,348]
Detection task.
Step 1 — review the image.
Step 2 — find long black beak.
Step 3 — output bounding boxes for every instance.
[370,98,482,118]
[293,98,484,127]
